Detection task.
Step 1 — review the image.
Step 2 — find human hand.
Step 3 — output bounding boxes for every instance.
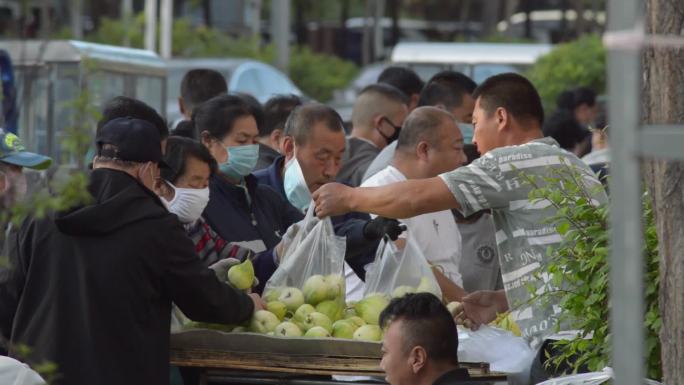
[363,217,406,241]
[312,183,354,218]
[249,293,266,311]
[209,257,260,289]
[452,290,507,331]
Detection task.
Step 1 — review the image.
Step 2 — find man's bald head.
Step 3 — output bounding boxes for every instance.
[394,106,467,177]
[351,83,409,132]
[396,107,455,152]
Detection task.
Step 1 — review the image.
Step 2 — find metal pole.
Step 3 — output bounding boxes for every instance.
[271,0,290,73]
[145,0,158,52]
[70,0,83,39]
[160,0,173,59]
[607,0,643,385]
[122,0,133,47]
[373,0,385,61]
[250,0,262,43]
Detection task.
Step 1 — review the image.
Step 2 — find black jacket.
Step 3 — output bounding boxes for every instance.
[0,168,254,385]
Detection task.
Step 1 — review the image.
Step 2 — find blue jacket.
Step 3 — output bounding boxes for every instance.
[254,156,378,280]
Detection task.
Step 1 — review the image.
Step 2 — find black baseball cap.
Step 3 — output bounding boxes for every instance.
[95,117,167,167]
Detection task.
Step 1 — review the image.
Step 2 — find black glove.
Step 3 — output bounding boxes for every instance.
[363,217,406,241]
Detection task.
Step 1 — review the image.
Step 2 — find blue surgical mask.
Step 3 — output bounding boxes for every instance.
[219,144,259,180]
[458,123,474,145]
[283,157,311,213]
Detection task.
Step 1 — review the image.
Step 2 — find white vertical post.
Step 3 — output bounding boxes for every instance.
[160,0,173,59]
[373,0,385,61]
[122,0,133,47]
[145,0,158,52]
[70,0,83,39]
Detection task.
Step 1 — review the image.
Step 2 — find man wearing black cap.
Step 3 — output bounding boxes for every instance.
[0,117,260,385]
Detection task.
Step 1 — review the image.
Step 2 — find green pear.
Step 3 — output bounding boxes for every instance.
[354,294,390,325]
[343,306,358,319]
[249,310,280,333]
[325,274,345,300]
[227,259,255,290]
[301,312,333,332]
[353,325,383,342]
[304,326,331,338]
[293,304,316,322]
[263,289,282,303]
[274,321,303,337]
[303,275,329,305]
[315,299,343,321]
[278,287,305,312]
[392,285,416,298]
[346,316,366,328]
[332,320,357,339]
[267,301,288,321]
[416,276,441,298]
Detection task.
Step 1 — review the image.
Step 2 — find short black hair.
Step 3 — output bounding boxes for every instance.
[542,109,589,150]
[557,87,597,110]
[473,73,544,127]
[234,93,265,132]
[359,83,410,106]
[180,69,228,113]
[262,94,303,137]
[171,120,197,139]
[379,293,458,364]
[284,103,344,146]
[192,94,253,140]
[378,66,424,97]
[418,71,476,110]
[161,136,218,184]
[98,96,168,139]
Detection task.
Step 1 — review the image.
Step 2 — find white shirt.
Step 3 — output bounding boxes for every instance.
[362,166,464,287]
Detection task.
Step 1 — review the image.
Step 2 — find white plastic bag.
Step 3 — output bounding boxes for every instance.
[457,325,536,374]
[535,367,662,385]
[363,236,442,300]
[263,203,346,298]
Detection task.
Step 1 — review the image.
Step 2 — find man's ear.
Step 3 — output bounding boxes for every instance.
[270,129,284,150]
[416,141,430,161]
[495,107,509,132]
[409,346,427,374]
[282,136,295,160]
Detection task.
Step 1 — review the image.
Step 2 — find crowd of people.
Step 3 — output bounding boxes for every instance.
[0,64,608,385]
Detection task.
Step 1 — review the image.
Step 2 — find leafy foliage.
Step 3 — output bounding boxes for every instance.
[527,35,606,110]
[520,162,661,380]
[56,14,359,102]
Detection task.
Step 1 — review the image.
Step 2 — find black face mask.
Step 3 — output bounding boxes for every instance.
[377,116,402,145]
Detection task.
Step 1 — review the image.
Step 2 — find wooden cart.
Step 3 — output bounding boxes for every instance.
[170,330,508,385]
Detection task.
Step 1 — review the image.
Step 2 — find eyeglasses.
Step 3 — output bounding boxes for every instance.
[380,116,402,133]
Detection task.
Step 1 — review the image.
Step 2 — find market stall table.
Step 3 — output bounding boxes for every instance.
[171,330,508,385]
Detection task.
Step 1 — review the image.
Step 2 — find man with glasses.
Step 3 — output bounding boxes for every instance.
[336,84,409,187]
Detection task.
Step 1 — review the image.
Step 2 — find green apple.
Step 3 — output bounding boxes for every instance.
[325,274,345,300]
[266,301,288,321]
[249,310,280,333]
[332,320,357,339]
[227,259,254,290]
[354,294,390,325]
[304,326,331,338]
[274,321,303,337]
[315,299,343,321]
[278,287,305,312]
[303,275,329,305]
[346,316,366,328]
[353,324,383,342]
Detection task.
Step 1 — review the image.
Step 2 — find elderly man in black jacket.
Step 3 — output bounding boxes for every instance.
[0,117,260,385]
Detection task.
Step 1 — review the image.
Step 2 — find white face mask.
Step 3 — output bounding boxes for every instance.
[164,183,210,224]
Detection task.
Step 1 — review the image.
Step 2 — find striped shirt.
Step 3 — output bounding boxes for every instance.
[440,137,607,345]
